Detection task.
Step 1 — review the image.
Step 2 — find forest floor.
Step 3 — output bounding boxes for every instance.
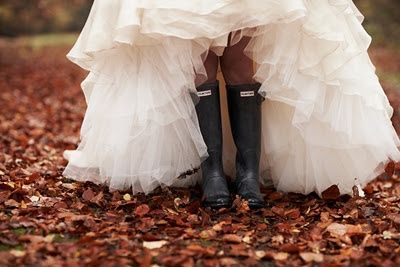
[0,36,400,267]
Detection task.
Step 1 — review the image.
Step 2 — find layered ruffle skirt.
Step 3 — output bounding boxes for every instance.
[63,0,400,196]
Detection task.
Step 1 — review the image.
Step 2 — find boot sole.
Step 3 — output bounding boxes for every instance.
[248,201,265,210]
[203,199,232,209]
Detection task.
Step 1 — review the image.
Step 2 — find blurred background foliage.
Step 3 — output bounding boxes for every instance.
[355,0,400,47]
[0,0,399,47]
[0,0,93,36]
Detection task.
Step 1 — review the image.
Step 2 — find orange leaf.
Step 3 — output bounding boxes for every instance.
[135,204,150,217]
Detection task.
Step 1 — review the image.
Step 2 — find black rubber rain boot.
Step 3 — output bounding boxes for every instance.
[226,83,265,209]
[195,81,231,209]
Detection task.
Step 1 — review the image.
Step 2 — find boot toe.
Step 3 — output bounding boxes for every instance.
[236,178,264,209]
[203,195,232,209]
[202,175,231,209]
[246,197,264,209]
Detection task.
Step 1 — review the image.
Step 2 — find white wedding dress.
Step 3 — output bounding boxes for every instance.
[63,0,400,196]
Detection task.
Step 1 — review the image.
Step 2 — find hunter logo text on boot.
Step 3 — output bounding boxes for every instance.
[240,91,255,97]
[197,90,212,97]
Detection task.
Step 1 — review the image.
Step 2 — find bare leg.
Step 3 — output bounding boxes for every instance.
[195,50,219,86]
[220,36,255,85]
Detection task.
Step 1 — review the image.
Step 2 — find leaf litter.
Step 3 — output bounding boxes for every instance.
[0,44,399,266]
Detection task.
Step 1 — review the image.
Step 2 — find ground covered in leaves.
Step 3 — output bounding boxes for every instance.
[0,40,400,267]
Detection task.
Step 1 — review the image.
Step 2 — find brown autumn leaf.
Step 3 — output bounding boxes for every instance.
[285,208,301,220]
[135,204,150,217]
[271,206,285,217]
[200,208,211,226]
[275,223,292,234]
[385,161,395,177]
[186,244,208,254]
[228,243,249,257]
[299,252,324,263]
[200,229,217,239]
[187,244,216,256]
[326,223,370,237]
[82,188,95,202]
[4,199,19,207]
[268,191,284,201]
[232,196,250,213]
[26,172,40,184]
[0,191,11,204]
[272,252,289,261]
[220,258,239,266]
[0,182,15,191]
[222,234,242,243]
[280,243,300,253]
[387,213,400,225]
[142,240,168,249]
[321,185,341,200]
[187,214,200,224]
[134,249,152,267]
[90,191,104,206]
[1,43,400,266]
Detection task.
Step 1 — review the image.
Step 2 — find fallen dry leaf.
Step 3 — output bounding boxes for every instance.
[1,44,400,267]
[143,240,168,249]
[222,234,242,243]
[321,185,341,200]
[123,193,131,201]
[200,229,217,239]
[135,204,150,217]
[299,252,324,263]
[273,252,289,261]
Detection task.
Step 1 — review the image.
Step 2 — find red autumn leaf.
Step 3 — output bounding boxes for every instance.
[26,172,40,183]
[222,234,242,243]
[385,161,395,177]
[271,206,285,217]
[268,191,284,201]
[232,196,250,213]
[200,208,211,226]
[82,188,95,202]
[275,223,292,234]
[53,201,68,209]
[285,208,301,220]
[135,204,150,217]
[321,185,341,200]
[280,243,300,253]
[2,38,400,267]
[134,249,152,267]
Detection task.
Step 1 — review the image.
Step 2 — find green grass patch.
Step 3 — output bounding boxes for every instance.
[1,33,78,49]
[11,227,34,236]
[0,243,24,252]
